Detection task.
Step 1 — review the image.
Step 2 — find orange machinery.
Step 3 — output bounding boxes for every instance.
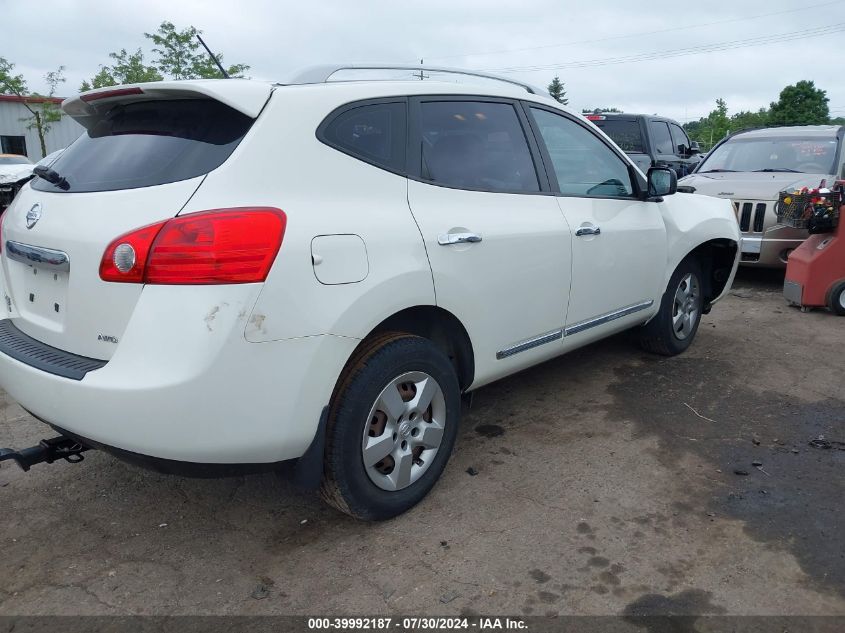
[782,182,845,315]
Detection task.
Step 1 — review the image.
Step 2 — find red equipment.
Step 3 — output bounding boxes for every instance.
[782,181,845,315]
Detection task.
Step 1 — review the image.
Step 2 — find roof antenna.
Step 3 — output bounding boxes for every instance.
[196,33,230,78]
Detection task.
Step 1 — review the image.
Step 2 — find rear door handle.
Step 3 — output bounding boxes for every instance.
[575,225,601,237]
[438,232,482,246]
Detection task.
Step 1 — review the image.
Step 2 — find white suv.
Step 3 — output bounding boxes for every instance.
[0,66,740,520]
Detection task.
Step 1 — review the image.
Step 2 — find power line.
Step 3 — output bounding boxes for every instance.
[480,23,845,73]
[414,0,844,62]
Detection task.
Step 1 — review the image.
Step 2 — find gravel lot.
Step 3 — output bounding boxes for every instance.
[1,268,843,617]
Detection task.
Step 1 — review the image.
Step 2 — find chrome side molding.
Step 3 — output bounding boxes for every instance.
[495,300,655,360]
[564,300,654,337]
[496,329,562,360]
[5,241,70,272]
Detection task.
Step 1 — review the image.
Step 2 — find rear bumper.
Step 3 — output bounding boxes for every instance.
[0,285,358,464]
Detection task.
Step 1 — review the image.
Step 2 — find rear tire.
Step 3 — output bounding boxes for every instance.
[639,257,704,356]
[320,333,461,521]
[828,281,845,316]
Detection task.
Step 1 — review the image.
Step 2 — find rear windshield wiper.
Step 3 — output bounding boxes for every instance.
[754,168,801,173]
[33,165,70,191]
[700,169,737,173]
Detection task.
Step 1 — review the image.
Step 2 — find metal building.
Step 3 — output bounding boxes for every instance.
[0,95,83,162]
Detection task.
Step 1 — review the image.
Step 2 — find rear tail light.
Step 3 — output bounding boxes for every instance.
[100,221,163,283]
[100,208,286,285]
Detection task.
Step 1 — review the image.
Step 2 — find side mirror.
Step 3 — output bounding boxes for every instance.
[647,167,677,198]
[677,141,700,156]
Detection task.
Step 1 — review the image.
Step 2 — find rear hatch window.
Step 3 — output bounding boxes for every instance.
[32,99,252,193]
[593,119,645,153]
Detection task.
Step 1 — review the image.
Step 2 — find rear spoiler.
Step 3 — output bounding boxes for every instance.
[62,79,274,127]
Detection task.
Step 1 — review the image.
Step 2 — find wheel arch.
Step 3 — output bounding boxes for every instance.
[360,305,476,391]
[686,238,739,309]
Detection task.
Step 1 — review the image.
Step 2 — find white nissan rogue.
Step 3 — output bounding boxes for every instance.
[0,66,740,520]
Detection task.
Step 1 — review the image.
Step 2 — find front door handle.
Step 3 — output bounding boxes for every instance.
[575,225,601,237]
[438,232,483,246]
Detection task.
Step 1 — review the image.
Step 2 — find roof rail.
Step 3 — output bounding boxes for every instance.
[283,64,548,96]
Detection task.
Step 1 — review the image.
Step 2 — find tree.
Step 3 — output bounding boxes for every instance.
[582,107,622,114]
[80,48,163,92]
[769,80,829,126]
[0,57,64,158]
[729,108,769,133]
[684,98,730,150]
[144,21,249,80]
[547,76,568,105]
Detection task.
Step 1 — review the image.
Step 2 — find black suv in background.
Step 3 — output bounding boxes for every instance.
[586,113,702,177]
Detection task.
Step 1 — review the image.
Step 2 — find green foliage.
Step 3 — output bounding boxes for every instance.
[144,21,249,80]
[0,57,64,157]
[79,21,250,92]
[684,81,835,151]
[0,56,27,96]
[547,76,568,105]
[35,67,65,126]
[684,99,770,150]
[80,48,163,92]
[728,108,769,131]
[768,80,829,126]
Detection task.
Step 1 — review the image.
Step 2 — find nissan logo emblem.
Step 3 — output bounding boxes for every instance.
[26,203,42,229]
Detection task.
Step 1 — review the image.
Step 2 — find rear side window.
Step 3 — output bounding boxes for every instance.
[593,119,644,153]
[649,121,674,155]
[419,101,539,193]
[318,102,406,172]
[32,99,252,193]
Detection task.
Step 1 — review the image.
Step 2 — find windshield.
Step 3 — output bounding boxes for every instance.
[32,99,253,193]
[0,156,32,165]
[593,119,645,153]
[698,136,839,174]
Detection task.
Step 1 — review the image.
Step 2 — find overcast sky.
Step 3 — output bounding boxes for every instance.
[5,0,845,123]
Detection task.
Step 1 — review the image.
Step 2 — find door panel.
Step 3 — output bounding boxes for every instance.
[407,99,571,387]
[557,196,665,336]
[408,182,571,386]
[527,106,667,343]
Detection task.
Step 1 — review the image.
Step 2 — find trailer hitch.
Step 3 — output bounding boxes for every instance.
[0,436,88,472]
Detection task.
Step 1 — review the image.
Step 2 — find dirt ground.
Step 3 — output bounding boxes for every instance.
[1,268,843,617]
